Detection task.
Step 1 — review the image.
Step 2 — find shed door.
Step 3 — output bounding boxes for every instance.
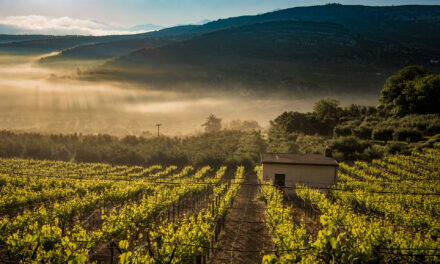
[274,174,285,188]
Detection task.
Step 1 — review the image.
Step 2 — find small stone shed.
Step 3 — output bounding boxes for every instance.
[260,153,338,194]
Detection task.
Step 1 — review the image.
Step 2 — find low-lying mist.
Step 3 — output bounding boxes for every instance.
[0,53,379,136]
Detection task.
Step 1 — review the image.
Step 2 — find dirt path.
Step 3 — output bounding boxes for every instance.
[211,173,273,264]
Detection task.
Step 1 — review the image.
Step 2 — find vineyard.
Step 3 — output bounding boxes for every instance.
[0,159,244,263]
[258,144,440,264]
[0,144,440,263]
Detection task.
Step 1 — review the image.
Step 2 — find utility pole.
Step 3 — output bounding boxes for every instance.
[156,124,162,137]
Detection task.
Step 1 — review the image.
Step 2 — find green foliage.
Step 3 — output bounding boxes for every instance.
[295,134,327,154]
[256,167,309,263]
[343,104,377,120]
[379,65,440,116]
[266,126,327,155]
[0,130,266,169]
[119,167,243,264]
[202,114,222,133]
[313,98,342,129]
[266,127,299,154]
[270,98,376,138]
[393,128,423,142]
[271,111,322,135]
[352,125,373,140]
[328,136,371,161]
[372,127,394,143]
[427,124,440,136]
[333,124,353,137]
[0,161,233,263]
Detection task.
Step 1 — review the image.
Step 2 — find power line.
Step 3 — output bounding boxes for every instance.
[156,123,162,137]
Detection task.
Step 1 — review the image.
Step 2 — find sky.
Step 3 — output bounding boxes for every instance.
[0,0,439,35]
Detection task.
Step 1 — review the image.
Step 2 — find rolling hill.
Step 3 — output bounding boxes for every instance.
[0,34,70,44]
[3,4,440,98]
[86,4,440,97]
[39,25,200,61]
[0,25,199,55]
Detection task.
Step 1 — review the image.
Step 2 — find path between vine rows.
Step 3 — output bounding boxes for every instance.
[211,173,273,264]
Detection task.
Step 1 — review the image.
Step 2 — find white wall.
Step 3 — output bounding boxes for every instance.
[262,163,337,194]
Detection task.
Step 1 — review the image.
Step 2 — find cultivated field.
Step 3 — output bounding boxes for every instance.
[1,145,440,263]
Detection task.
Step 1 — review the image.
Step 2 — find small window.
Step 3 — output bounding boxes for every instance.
[274,174,285,188]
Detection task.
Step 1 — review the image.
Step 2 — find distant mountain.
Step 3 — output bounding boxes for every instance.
[186,4,440,45]
[128,24,164,31]
[0,24,198,55]
[49,4,440,63]
[0,34,67,44]
[87,5,440,97]
[40,36,178,61]
[39,25,200,61]
[3,4,440,98]
[0,35,134,54]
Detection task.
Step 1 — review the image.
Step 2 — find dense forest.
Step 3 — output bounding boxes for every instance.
[0,65,439,167]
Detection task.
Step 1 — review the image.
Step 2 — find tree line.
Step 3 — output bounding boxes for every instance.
[268,65,440,161]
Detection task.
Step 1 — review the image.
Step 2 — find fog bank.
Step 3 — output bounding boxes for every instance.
[0,53,378,136]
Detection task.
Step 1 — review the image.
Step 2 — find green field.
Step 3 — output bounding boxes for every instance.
[1,145,440,263]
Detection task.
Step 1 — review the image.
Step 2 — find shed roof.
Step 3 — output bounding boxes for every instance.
[261,153,338,166]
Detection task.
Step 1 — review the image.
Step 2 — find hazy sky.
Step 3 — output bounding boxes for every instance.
[0,0,438,35]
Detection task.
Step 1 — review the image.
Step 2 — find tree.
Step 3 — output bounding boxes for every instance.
[328,136,370,161]
[393,128,423,142]
[378,65,440,116]
[343,104,377,119]
[410,75,440,114]
[271,111,320,135]
[313,98,342,134]
[372,128,394,143]
[313,98,341,121]
[202,114,222,133]
[352,125,373,140]
[333,124,353,137]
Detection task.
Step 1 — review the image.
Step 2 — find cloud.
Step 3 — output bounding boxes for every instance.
[0,15,162,35]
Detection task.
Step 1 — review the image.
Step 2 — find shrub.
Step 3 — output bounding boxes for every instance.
[386,143,404,155]
[427,124,440,136]
[333,125,353,137]
[372,128,394,143]
[393,128,423,142]
[352,126,373,140]
[329,136,370,161]
[386,143,412,156]
[362,145,385,160]
[295,134,326,154]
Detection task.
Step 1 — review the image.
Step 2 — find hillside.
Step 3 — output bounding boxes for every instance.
[0,25,199,55]
[39,37,177,61]
[39,25,200,61]
[80,4,440,97]
[41,4,440,63]
[90,21,439,96]
[0,35,143,54]
[2,4,440,97]
[190,4,440,44]
[0,34,69,44]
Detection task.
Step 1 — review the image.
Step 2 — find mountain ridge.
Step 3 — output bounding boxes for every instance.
[2,4,440,99]
[86,6,440,97]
